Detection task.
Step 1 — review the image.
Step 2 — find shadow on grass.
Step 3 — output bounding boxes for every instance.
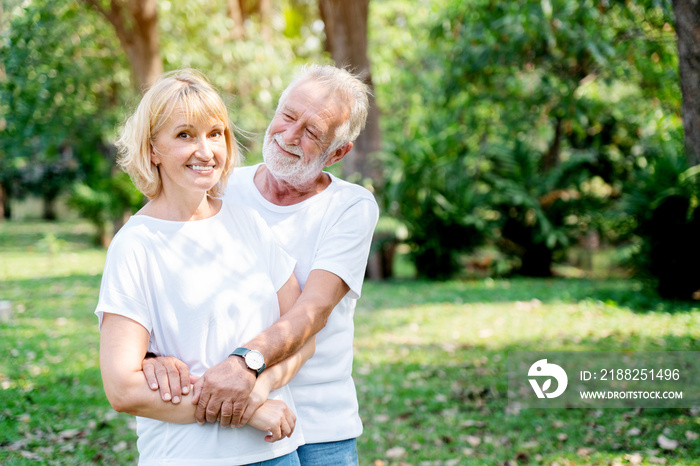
[361,277,700,314]
[355,334,700,465]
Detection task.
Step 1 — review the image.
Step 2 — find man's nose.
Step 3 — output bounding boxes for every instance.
[282,123,302,146]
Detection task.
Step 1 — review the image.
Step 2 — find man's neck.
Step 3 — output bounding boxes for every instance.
[254,164,331,206]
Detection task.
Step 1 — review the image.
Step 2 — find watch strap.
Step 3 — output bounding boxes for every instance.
[229,347,265,376]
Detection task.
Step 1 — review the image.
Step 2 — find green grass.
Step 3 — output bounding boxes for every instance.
[1,220,699,465]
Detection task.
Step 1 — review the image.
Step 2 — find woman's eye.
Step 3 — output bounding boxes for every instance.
[178,132,191,139]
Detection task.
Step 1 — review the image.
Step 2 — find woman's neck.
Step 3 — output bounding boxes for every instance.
[137,192,222,221]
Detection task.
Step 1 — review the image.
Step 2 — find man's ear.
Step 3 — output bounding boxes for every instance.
[325,142,353,167]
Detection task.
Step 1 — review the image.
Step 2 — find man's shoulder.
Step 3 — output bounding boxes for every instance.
[327,172,377,206]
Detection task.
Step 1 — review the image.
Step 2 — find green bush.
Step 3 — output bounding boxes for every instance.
[625,152,700,300]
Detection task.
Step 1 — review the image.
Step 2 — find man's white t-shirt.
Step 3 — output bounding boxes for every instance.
[225,164,379,443]
[95,201,304,465]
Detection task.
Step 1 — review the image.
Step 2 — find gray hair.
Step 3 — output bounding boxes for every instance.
[276,64,371,151]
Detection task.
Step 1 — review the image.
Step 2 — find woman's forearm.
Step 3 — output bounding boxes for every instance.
[100,313,196,424]
[259,335,316,392]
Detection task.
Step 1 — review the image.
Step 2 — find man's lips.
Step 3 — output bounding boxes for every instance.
[274,140,301,158]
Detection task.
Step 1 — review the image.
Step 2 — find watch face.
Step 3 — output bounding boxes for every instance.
[245,350,264,370]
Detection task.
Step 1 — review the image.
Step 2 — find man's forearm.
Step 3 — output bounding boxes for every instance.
[243,297,325,367]
[243,269,349,367]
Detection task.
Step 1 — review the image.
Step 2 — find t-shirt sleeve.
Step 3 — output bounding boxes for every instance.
[94,233,153,333]
[311,197,379,299]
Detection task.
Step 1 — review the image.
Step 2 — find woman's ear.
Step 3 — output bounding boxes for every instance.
[150,144,160,166]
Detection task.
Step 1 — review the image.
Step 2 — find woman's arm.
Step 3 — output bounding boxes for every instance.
[100,312,295,439]
[99,312,196,423]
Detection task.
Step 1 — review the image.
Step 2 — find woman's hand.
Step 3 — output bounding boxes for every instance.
[142,356,193,404]
[239,373,274,426]
[247,399,296,442]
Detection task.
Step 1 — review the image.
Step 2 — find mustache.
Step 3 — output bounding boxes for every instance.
[273,133,303,156]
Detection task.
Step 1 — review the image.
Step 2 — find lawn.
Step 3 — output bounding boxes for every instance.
[1,220,699,465]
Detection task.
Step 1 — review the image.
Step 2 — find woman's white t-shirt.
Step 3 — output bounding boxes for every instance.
[95,200,303,465]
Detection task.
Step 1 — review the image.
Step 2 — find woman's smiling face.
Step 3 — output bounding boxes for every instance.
[150,106,228,198]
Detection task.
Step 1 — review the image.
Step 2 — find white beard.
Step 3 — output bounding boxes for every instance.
[262,128,329,187]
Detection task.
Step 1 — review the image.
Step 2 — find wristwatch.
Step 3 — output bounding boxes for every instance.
[230,347,266,377]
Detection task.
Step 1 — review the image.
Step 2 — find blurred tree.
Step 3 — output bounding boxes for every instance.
[319,0,382,185]
[227,0,273,41]
[672,0,700,165]
[623,144,700,300]
[0,0,137,234]
[378,0,680,277]
[82,0,162,91]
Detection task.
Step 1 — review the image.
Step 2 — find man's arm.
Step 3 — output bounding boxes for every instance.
[248,269,348,366]
[193,270,344,425]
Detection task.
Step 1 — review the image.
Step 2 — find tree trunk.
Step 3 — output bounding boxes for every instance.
[42,195,57,221]
[83,0,162,92]
[542,116,562,171]
[258,0,272,42]
[227,0,245,40]
[0,183,7,220]
[319,0,381,183]
[672,0,700,166]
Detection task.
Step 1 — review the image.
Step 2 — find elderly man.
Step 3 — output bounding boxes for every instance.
[144,64,378,465]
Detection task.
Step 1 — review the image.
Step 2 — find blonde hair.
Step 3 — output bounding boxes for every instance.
[116,69,239,199]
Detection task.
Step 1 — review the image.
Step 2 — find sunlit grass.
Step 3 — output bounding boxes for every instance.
[1,220,699,465]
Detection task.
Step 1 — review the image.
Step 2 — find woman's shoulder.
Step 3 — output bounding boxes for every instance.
[107,216,156,255]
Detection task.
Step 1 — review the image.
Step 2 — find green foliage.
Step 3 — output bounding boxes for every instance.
[0,0,132,213]
[484,141,610,276]
[624,150,700,300]
[373,0,682,279]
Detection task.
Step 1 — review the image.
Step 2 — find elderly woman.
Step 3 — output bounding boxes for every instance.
[96,69,310,465]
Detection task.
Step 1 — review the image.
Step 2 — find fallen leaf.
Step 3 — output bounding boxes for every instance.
[461,419,485,428]
[385,447,405,459]
[649,457,667,465]
[657,434,678,450]
[372,461,385,466]
[685,430,699,441]
[112,441,128,453]
[576,447,594,456]
[627,427,642,436]
[58,428,82,440]
[557,433,568,442]
[465,435,481,447]
[20,451,41,460]
[624,453,643,465]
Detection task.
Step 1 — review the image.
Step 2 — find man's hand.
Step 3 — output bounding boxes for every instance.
[193,356,256,427]
[247,399,296,442]
[142,356,191,404]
